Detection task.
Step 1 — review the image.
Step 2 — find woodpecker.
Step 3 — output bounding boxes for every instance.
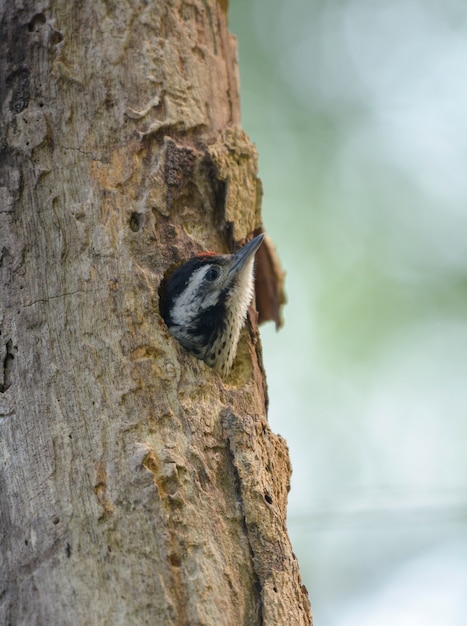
[160,234,264,376]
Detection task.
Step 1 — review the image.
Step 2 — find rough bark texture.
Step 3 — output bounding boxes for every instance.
[0,1,312,624]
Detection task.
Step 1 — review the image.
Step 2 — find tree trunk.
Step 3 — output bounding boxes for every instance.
[0,1,311,624]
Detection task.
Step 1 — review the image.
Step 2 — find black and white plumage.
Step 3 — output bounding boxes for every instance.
[160,234,264,375]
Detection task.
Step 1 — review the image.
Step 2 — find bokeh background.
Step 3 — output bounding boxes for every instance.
[229,1,467,624]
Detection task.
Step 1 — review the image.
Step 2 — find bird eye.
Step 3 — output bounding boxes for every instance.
[205,266,220,282]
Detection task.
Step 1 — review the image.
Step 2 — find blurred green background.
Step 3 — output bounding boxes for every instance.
[229,1,467,624]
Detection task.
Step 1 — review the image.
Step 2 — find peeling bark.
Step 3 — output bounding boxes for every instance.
[0,1,312,624]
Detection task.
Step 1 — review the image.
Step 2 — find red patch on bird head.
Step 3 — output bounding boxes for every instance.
[196,251,218,259]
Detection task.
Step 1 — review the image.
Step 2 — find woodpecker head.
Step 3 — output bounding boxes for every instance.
[160,234,264,376]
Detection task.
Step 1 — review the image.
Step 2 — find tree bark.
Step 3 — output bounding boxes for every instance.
[0,1,311,624]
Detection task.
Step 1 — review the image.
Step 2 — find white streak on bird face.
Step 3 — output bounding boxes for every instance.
[169,264,225,327]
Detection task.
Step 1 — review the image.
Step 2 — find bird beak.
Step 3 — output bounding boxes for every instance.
[229,233,265,274]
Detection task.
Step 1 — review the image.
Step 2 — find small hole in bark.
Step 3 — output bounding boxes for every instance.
[66,542,71,558]
[129,212,142,232]
[24,539,28,545]
[50,30,64,45]
[264,493,273,505]
[52,517,60,525]
[0,341,15,393]
[27,13,46,32]
[169,553,181,567]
